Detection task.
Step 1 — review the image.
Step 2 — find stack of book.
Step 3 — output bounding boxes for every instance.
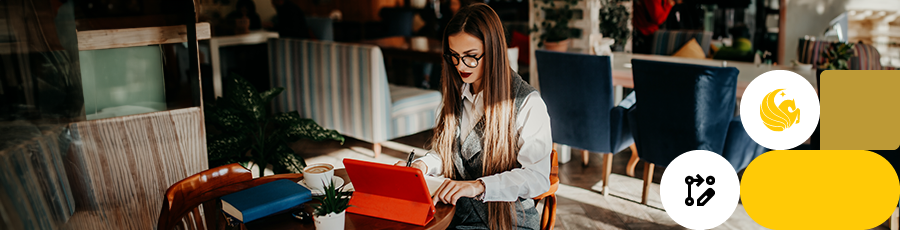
[221,179,313,224]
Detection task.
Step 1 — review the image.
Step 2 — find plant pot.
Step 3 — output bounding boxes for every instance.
[544,39,570,52]
[314,211,346,230]
[246,161,275,178]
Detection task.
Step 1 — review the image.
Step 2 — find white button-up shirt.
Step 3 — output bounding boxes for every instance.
[415,83,553,202]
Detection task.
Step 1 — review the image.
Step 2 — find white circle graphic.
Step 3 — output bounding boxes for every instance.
[740,70,820,150]
[661,150,741,230]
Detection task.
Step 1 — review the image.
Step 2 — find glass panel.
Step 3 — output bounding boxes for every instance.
[79,46,167,120]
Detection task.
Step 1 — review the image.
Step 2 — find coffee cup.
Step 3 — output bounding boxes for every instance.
[303,163,335,191]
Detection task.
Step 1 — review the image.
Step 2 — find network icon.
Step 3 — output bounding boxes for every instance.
[685,174,715,206]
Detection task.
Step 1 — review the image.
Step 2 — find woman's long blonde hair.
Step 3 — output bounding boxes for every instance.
[431,3,519,230]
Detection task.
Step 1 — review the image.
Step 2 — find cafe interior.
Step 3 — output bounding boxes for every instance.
[2,0,899,229]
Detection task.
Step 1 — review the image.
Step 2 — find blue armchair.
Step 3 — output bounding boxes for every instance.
[628,59,766,204]
[536,50,636,195]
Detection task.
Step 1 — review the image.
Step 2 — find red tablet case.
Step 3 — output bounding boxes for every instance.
[343,158,436,226]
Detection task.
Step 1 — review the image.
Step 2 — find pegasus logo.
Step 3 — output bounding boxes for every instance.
[760,89,800,132]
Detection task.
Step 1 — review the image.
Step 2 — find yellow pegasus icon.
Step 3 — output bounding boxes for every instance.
[760,89,800,132]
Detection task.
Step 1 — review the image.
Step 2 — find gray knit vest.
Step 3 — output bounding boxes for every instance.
[448,72,540,230]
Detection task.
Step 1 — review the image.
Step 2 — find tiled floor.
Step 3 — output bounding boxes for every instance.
[290,130,894,230]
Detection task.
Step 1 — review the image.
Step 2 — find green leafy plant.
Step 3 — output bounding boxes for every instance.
[206,73,344,175]
[313,179,353,216]
[820,42,855,70]
[532,0,579,47]
[598,0,631,48]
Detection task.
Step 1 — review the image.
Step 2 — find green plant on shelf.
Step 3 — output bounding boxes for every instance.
[598,0,631,48]
[532,0,579,47]
[205,73,344,176]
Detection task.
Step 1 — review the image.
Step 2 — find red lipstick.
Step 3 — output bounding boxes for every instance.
[460,72,472,78]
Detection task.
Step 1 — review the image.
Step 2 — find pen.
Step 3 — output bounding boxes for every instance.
[406,150,416,167]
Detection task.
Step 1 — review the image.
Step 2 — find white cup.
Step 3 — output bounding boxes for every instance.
[412,36,428,52]
[303,163,335,191]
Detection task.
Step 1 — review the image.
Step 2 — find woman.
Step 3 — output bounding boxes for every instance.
[394,3,552,230]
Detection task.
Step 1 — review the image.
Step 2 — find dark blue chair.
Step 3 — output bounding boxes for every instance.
[536,50,636,195]
[628,59,766,204]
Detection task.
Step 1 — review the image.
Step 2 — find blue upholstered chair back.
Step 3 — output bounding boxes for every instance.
[629,59,739,167]
[306,17,333,41]
[536,50,619,153]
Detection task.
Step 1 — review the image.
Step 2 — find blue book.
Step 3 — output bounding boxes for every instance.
[221,179,312,223]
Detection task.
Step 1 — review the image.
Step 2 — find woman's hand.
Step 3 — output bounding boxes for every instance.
[394,160,428,175]
[433,180,485,205]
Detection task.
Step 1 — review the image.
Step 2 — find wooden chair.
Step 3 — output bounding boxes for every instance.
[157,163,304,230]
[534,149,559,230]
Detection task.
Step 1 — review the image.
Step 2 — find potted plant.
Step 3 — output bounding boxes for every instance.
[534,0,579,52]
[820,42,854,70]
[206,73,344,177]
[598,0,631,51]
[313,180,352,230]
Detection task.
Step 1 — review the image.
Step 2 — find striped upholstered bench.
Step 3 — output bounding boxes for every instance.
[268,38,441,157]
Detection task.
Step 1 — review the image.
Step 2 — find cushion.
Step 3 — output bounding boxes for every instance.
[389,84,441,137]
[797,38,834,65]
[672,38,706,59]
[508,47,519,73]
[651,30,713,56]
[389,84,441,117]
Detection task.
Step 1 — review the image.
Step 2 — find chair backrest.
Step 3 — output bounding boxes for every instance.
[157,163,304,230]
[268,38,392,143]
[629,59,739,167]
[536,50,615,153]
[158,163,252,230]
[850,42,883,70]
[549,149,558,184]
[305,17,334,41]
[797,38,834,66]
[533,149,559,202]
[651,30,713,56]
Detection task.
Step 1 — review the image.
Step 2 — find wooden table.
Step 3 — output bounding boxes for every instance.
[609,52,818,100]
[244,168,455,230]
[361,36,444,63]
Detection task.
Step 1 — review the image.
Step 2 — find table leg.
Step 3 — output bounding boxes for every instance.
[615,85,624,106]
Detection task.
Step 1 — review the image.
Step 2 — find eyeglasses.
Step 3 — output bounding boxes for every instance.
[443,53,484,68]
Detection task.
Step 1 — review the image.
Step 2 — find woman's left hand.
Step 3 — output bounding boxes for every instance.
[433,180,485,205]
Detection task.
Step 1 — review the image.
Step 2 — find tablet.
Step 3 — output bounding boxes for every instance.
[343,158,436,226]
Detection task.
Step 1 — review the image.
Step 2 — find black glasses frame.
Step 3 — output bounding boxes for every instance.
[443,53,484,68]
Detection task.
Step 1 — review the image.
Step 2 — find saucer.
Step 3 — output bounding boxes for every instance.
[298,177,345,196]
